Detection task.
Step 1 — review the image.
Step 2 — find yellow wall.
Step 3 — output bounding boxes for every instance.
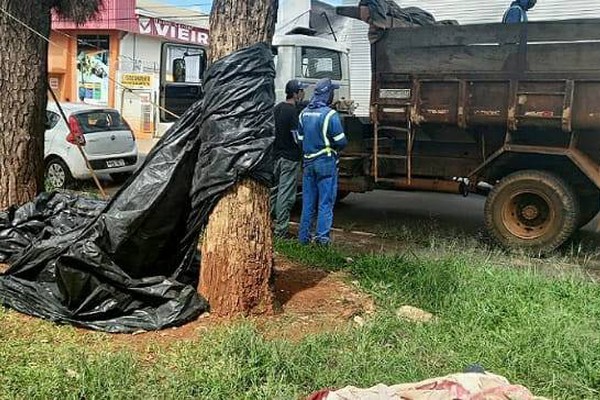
[48,32,74,101]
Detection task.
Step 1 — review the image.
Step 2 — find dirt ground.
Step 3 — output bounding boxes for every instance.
[106,255,374,348]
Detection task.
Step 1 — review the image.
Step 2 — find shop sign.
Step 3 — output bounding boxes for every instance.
[138,17,209,46]
[49,77,60,90]
[121,73,153,89]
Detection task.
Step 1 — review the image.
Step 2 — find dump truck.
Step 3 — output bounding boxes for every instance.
[336,6,600,253]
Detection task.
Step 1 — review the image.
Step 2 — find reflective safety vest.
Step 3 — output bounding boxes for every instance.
[297,106,348,162]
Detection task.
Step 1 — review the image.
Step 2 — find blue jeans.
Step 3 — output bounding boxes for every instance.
[299,156,338,245]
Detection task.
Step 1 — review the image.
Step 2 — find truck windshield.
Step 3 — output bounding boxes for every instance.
[301,47,342,80]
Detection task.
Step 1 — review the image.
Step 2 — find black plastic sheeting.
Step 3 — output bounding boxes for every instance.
[358,0,457,29]
[0,43,276,333]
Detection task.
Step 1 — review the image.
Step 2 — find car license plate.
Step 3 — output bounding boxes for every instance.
[106,159,126,168]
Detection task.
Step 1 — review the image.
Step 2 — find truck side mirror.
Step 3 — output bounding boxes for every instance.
[173,58,186,82]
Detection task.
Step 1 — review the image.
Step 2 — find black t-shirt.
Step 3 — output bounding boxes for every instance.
[274,101,301,161]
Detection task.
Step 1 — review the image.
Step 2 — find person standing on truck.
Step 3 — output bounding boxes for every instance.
[502,0,537,23]
[271,79,308,239]
[297,78,348,246]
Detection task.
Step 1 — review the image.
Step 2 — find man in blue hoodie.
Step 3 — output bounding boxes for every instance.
[503,0,537,23]
[297,78,348,246]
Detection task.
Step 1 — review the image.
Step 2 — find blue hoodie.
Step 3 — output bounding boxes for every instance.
[297,78,348,163]
[503,0,536,23]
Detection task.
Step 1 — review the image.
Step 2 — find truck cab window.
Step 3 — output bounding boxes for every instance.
[160,44,206,122]
[301,47,342,80]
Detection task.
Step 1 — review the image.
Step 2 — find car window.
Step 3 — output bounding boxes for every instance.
[45,111,60,130]
[74,111,131,133]
[301,47,342,80]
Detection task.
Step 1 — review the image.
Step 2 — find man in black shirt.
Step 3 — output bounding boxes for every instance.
[271,79,308,238]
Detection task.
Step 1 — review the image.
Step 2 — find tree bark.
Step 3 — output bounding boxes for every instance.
[199,0,278,317]
[0,1,50,210]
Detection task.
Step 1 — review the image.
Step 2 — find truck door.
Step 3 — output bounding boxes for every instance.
[159,43,207,123]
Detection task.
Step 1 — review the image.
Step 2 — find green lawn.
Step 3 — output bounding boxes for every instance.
[1,241,599,399]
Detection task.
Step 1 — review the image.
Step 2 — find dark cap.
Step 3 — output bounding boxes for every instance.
[285,79,309,95]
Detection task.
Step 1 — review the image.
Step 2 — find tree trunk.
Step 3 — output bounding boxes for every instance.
[199,0,278,317]
[0,1,50,210]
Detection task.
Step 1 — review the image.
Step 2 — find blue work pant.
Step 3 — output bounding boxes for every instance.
[299,156,338,245]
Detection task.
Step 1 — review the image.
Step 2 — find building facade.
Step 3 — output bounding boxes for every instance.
[48,0,209,139]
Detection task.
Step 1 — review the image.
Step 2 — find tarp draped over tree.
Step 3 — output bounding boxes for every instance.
[0,44,276,333]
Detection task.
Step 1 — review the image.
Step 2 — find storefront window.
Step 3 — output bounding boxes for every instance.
[77,35,110,106]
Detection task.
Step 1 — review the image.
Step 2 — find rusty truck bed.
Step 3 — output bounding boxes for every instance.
[340,19,600,194]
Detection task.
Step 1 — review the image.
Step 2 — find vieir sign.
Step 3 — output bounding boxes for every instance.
[138,17,209,45]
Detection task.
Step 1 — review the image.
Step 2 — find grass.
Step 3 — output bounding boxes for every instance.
[1,241,600,399]
[330,213,600,280]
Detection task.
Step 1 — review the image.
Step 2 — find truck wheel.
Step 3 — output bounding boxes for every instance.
[577,191,600,228]
[484,170,579,254]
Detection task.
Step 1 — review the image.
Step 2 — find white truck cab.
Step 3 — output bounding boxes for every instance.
[272,33,351,104]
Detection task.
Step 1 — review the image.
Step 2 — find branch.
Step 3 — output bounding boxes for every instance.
[51,0,102,25]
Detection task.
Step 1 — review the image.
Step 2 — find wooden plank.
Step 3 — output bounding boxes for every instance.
[379,19,600,49]
[377,41,600,74]
[377,43,519,73]
[379,71,600,81]
[527,42,600,72]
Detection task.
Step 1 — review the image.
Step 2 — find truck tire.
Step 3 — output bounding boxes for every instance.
[577,191,600,228]
[484,170,579,254]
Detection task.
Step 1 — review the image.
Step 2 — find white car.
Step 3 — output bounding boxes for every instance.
[45,103,139,189]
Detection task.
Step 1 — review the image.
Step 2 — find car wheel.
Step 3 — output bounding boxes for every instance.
[110,172,133,184]
[45,158,73,190]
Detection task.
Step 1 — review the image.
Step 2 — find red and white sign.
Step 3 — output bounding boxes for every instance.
[138,17,209,46]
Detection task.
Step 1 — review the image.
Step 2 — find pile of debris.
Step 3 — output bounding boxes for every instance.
[308,372,550,400]
[337,0,457,42]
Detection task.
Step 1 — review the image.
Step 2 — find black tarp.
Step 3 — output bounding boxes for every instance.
[351,0,457,43]
[0,43,275,333]
[358,0,458,29]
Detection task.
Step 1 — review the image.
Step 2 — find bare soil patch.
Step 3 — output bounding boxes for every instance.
[104,255,374,348]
